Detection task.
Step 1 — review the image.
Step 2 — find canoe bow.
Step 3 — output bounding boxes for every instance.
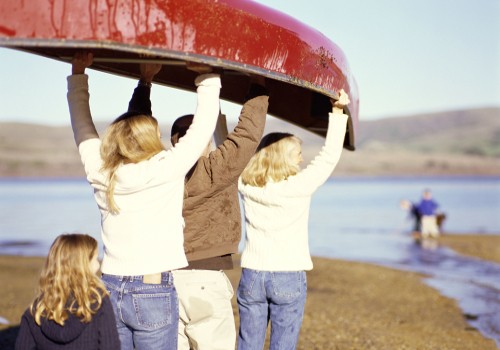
[0,0,359,150]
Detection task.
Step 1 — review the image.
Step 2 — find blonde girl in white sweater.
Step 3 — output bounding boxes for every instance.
[237,90,350,350]
[67,51,221,350]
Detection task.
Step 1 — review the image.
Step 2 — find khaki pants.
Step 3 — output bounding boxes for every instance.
[172,269,236,350]
[421,215,440,238]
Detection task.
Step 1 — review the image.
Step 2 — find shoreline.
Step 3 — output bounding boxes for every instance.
[1,234,499,349]
[439,233,500,264]
[1,174,499,179]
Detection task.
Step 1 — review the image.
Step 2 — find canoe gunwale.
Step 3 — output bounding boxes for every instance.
[1,38,342,100]
[1,39,356,150]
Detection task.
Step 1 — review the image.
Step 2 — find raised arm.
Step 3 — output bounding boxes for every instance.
[166,63,221,176]
[66,52,99,146]
[127,63,162,115]
[211,74,268,148]
[209,76,269,182]
[210,76,268,148]
[285,89,350,195]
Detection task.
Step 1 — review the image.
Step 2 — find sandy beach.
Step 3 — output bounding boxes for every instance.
[1,234,499,350]
[439,234,500,264]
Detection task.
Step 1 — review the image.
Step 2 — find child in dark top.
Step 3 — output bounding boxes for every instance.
[15,234,119,350]
[400,199,422,236]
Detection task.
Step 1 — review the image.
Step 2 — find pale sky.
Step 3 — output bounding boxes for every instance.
[0,0,498,125]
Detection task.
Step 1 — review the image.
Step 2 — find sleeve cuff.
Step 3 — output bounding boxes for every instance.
[67,74,89,89]
[245,83,269,101]
[194,73,221,88]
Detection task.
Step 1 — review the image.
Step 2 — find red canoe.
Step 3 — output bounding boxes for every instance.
[0,0,359,150]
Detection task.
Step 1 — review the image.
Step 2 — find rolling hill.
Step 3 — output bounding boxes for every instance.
[0,107,498,177]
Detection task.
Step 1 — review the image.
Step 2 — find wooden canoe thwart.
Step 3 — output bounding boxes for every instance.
[0,0,359,150]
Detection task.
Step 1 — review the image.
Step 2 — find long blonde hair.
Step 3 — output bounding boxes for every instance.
[241,132,302,187]
[30,234,107,326]
[100,112,165,213]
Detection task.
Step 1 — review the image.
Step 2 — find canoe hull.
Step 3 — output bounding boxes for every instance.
[0,0,359,150]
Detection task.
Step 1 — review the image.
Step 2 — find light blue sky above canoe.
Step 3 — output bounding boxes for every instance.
[0,0,498,125]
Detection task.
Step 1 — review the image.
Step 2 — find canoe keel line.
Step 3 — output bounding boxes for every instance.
[0,0,359,150]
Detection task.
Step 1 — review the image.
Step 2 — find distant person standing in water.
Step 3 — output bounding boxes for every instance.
[416,189,440,239]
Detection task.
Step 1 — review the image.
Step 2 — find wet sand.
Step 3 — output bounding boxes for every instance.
[439,233,500,264]
[1,234,498,349]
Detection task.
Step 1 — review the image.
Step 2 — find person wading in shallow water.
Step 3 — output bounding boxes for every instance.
[417,189,440,239]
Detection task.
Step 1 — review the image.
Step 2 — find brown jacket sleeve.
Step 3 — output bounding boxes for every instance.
[207,94,269,185]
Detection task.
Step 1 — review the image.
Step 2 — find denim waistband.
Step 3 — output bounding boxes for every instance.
[102,271,173,283]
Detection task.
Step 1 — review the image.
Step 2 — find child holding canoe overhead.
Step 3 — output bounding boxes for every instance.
[237,90,350,349]
[66,51,221,349]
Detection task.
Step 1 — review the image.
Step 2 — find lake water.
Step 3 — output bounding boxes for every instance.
[1,176,499,344]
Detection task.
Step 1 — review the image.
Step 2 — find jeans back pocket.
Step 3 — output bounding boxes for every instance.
[132,291,173,329]
[270,271,305,299]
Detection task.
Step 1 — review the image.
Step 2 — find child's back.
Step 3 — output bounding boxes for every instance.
[15,233,119,350]
[236,90,350,350]
[16,296,118,349]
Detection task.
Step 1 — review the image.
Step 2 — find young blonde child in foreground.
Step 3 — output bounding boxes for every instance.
[16,234,119,349]
[237,90,350,350]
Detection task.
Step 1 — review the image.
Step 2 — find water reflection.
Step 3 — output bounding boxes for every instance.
[322,232,500,346]
[306,177,500,345]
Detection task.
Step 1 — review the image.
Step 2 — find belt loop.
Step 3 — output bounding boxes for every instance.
[163,271,172,285]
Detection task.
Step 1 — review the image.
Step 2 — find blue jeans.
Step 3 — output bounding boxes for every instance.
[102,272,178,350]
[237,269,307,350]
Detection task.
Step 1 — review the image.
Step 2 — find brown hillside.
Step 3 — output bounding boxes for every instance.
[357,108,500,156]
[0,108,499,177]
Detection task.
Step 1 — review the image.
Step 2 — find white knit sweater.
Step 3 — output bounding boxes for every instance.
[67,73,221,275]
[238,113,348,271]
